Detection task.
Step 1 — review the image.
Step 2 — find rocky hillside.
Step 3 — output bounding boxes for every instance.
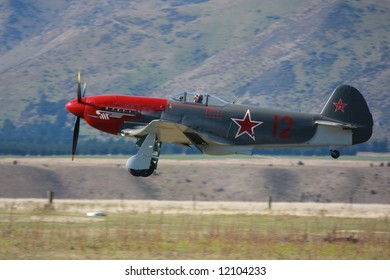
[0,0,389,148]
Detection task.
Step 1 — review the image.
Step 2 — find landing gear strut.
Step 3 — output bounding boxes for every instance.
[126,133,161,177]
[330,149,340,159]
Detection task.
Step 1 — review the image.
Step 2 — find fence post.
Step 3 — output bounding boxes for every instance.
[47,191,54,205]
[268,196,272,210]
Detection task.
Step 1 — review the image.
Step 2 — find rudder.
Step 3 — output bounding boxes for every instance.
[320,85,373,144]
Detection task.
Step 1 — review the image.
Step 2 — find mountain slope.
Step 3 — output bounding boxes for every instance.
[154,0,390,139]
[0,0,389,150]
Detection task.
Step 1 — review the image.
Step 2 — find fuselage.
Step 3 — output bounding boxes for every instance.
[66,83,373,176]
[65,92,368,154]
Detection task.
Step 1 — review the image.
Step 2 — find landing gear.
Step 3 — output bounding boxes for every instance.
[330,149,340,159]
[129,164,156,177]
[129,156,159,177]
[126,133,161,177]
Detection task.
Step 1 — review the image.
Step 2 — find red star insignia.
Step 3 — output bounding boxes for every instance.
[333,98,347,112]
[231,109,263,140]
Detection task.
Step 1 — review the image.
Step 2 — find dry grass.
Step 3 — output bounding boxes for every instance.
[0,199,389,260]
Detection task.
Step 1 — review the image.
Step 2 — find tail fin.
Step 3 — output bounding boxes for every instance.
[321,85,373,144]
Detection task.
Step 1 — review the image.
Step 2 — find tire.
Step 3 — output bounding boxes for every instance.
[330,150,340,159]
[129,166,155,177]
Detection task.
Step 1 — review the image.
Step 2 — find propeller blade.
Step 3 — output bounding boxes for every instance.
[77,71,82,103]
[82,82,87,97]
[71,117,80,161]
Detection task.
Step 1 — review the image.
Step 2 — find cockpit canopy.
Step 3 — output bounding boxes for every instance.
[171,92,229,107]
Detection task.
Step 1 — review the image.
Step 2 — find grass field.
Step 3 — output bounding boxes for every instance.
[0,200,389,260]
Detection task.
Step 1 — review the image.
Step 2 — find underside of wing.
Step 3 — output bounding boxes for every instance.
[121,120,191,145]
[120,120,250,155]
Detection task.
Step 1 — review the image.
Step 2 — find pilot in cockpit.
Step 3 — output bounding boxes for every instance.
[194,94,203,104]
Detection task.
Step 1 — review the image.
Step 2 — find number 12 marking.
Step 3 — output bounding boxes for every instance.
[272,115,293,139]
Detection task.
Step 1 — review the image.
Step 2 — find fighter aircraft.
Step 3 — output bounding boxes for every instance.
[66,72,373,177]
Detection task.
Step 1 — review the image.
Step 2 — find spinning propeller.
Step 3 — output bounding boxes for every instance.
[66,72,86,161]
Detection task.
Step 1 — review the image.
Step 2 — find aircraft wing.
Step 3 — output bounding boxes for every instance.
[121,120,190,144]
[121,120,232,148]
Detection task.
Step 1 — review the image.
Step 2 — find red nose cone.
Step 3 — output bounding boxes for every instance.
[66,99,85,118]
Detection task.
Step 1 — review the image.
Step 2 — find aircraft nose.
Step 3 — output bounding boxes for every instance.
[65,99,85,118]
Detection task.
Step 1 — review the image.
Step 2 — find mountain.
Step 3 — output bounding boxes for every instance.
[0,0,389,154]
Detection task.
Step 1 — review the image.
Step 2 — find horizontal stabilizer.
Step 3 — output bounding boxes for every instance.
[314,120,356,129]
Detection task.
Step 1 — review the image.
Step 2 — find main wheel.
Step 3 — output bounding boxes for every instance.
[129,166,155,177]
[140,167,155,177]
[330,150,340,159]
